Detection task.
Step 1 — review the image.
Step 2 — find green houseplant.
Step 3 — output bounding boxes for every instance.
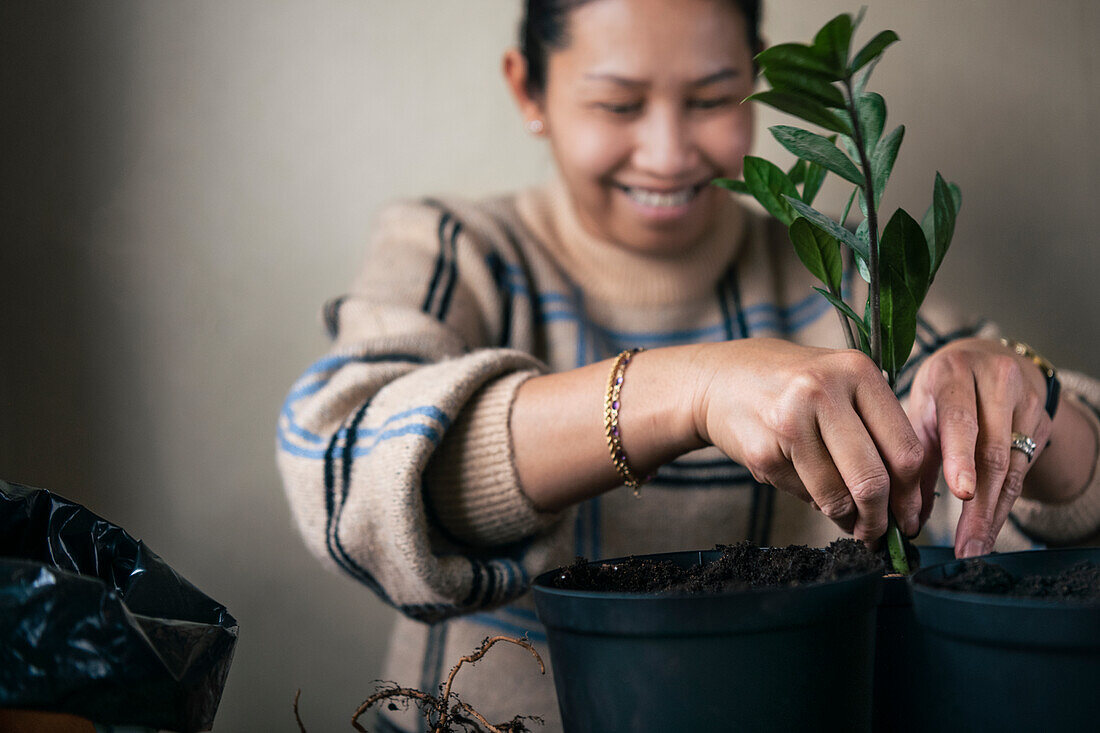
[714,8,961,575]
[530,16,925,733]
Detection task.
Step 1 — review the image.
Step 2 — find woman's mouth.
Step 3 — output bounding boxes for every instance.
[615,182,709,220]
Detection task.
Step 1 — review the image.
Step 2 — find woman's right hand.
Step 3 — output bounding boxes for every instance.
[689,338,925,544]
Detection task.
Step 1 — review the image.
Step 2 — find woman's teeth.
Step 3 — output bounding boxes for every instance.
[622,185,698,208]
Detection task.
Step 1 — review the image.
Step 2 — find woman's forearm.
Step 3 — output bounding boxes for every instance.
[1023,394,1099,503]
[511,345,707,512]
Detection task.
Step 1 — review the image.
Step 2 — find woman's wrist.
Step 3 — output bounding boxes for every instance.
[1022,392,1099,504]
[510,344,708,513]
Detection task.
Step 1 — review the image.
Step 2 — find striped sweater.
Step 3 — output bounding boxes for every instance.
[277,179,1100,732]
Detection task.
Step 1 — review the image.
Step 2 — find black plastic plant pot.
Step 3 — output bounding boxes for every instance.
[909,547,1100,732]
[872,545,955,733]
[531,549,883,733]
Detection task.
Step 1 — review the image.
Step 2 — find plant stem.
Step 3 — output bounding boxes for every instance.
[845,80,909,575]
[840,186,858,229]
[844,79,882,371]
[832,292,858,349]
[885,516,910,575]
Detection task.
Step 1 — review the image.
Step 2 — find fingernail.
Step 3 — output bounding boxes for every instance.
[957,472,975,500]
[961,540,986,558]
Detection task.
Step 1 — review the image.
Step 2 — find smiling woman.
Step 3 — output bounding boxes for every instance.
[504,0,759,253]
[274,0,1100,730]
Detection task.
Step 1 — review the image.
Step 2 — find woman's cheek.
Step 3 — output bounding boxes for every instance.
[558,117,632,179]
[708,112,754,175]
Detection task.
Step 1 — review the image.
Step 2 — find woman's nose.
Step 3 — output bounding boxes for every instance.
[632,107,698,178]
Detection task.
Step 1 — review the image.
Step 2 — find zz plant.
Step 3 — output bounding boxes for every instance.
[715,10,962,574]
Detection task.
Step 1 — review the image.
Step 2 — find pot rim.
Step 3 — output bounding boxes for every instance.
[531,547,883,601]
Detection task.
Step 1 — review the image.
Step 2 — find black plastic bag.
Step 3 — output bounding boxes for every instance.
[0,480,238,732]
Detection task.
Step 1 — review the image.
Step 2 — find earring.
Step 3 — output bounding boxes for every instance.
[526,119,544,134]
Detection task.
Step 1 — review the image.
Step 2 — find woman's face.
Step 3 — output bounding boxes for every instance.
[540,0,756,254]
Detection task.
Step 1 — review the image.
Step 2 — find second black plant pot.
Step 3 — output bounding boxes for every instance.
[531,549,883,733]
[909,547,1100,732]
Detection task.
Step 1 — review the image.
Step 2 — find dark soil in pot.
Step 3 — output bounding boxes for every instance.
[923,557,1100,601]
[546,538,881,593]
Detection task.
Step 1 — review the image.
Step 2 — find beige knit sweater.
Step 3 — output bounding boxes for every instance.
[277,180,1100,732]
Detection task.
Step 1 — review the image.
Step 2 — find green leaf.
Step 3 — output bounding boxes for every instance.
[769,125,863,185]
[787,159,807,186]
[813,13,854,72]
[851,6,867,34]
[742,156,801,225]
[763,67,846,108]
[854,218,871,282]
[856,253,871,283]
[785,195,869,263]
[850,30,899,75]
[880,207,930,306]
[802,159,829,205]
[755,43,841,80]
[712,177,749,194]
[789,217,844,292]
[878,266,918,379]
[855,92,886,151]
[929,173,958,277]
[869,124,905,206]
[814,287,870,340]
[746,91,852,135]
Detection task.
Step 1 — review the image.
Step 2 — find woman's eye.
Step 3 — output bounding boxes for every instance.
[597,102,643,115]
[689,97,734,110]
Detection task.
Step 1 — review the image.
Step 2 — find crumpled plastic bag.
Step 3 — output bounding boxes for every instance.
[0,479,238,732]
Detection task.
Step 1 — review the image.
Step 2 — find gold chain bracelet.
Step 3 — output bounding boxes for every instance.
[604,348,648,496]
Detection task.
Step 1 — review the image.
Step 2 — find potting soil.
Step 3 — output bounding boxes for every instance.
[927,558,1100,602]
[547,539,882,594]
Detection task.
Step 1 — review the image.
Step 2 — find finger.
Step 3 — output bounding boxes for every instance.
[954,374,1018,558]
[988,410,1052,549]
[815,407,892,543]
[788,437,858,536]
[759,460,814,504]
[934,375,979,501]
[852,375,925,537]
[906,376,943,528]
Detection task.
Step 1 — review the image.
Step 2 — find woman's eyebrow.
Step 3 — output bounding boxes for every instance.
[582,68,740,88]
[690,68,740,86]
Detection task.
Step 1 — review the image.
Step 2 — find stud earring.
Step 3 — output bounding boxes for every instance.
[526,119,544,134]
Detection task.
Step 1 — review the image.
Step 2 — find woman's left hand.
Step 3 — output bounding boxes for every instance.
[906,337,1052,558]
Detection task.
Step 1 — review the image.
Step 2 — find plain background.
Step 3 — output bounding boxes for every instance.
[2,1,1097,730]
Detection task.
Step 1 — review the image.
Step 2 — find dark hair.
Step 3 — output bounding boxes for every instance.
[519,0,763,96]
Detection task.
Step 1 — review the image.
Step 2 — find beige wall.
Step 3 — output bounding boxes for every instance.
[1,2,1096,730]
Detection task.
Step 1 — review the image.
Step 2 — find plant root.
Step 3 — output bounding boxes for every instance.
[342,635,545,733]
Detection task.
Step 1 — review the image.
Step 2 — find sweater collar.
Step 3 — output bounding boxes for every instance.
[515,176,747,305]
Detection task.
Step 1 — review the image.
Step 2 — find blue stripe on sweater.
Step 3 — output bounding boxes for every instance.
[467,612,548,645]
[534,288,835,344]
[281,403,450,447]
[279,422,442,460]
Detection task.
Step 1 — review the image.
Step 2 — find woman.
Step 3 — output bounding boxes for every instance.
[277,1,1100,729]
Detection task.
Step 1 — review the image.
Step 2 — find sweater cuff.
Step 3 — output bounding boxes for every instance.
[424,369,561,547]
[1011,389,1100,545]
